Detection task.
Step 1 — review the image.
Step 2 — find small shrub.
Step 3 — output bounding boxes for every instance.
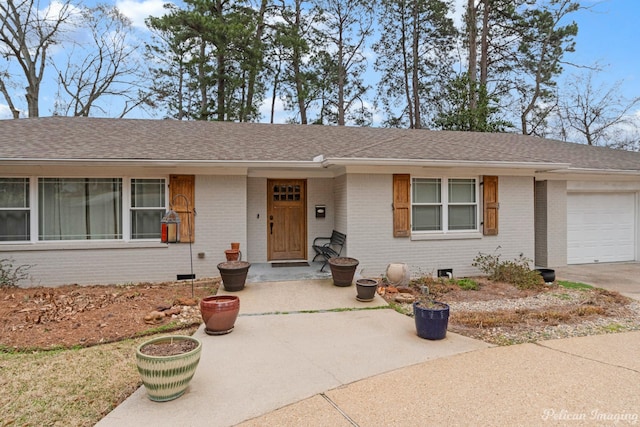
[0,258,32,288]
[454,278,479,291]
[472,249,544,290]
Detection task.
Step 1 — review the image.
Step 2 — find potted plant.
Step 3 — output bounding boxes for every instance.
[328,257,359,287]
[217,261,251,291]
[355,278,379,301]
[413,300,449,340]
[200,295,240,335]
[135,335,202,402]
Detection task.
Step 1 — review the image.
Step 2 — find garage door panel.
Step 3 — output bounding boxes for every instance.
[567,193,636,264]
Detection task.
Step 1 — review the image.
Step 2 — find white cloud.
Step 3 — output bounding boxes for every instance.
[116,0,171,29]
[259,97,289,124]
[0,104,14,120]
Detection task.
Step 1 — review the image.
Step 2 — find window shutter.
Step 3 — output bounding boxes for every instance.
[483,176,498,236]
[169,175,195,243]
[393,174,411,237]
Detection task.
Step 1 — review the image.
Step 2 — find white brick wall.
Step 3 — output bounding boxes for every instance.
[343,174,536,279]
[5,175,248,287]
[3,171,538,286]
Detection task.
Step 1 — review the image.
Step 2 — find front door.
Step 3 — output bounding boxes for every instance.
[267,179,307,261]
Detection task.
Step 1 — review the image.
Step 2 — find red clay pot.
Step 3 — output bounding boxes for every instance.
[225,249,240,261]
[200,295,240,335]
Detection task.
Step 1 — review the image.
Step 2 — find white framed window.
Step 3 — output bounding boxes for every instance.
[1,176,169,244]
[130,178,166,239]
[412,177,478,232]
[0,178,30,241]
[38,178,123,240]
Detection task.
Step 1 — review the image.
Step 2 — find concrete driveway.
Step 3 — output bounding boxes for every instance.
[554,262,640,300]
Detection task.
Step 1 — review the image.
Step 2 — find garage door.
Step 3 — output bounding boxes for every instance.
[567,193,636,264]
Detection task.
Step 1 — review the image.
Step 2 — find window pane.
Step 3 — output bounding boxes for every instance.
[449,205,477,230]
[39,178,122,240]
[0,178,29,208]
[413,178,440,203]
[132,210,164,239]
[131,179,165,239]
[449,179,476,203]
[0,211,30,241]
[412,205,442,231]
[0,178,30,241]
[132,179,165,207]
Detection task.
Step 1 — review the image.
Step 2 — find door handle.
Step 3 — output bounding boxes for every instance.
[270,222,274,234]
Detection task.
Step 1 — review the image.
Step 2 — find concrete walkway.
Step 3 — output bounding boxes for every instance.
[98,270,640,427]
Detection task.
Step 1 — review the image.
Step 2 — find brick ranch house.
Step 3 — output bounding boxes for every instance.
[1,117,639,287]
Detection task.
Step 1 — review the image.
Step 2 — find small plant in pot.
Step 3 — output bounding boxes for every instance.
[136,335,202,402]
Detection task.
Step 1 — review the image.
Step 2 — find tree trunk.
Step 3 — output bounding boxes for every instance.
[467,0,477,118]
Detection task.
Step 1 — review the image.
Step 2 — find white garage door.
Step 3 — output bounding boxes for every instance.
[567,193,636,264]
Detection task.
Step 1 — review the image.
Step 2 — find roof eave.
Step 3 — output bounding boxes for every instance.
[321,157,571,171]
[0,158,324,169]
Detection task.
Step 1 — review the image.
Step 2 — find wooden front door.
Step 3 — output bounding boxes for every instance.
[267,179,307,261]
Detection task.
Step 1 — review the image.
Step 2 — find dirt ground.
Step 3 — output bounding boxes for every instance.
[378,277,640,345]
[0,278,219,351]
[1,276,638,351]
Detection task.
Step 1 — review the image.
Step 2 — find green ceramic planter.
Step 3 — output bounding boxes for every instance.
[136,335,202,402]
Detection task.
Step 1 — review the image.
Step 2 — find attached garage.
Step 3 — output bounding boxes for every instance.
[567,192,637,264]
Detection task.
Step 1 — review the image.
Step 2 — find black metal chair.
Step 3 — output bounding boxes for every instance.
[312,230,347,271]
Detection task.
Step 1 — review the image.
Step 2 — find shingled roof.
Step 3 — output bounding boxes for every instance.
[1,116,640,173]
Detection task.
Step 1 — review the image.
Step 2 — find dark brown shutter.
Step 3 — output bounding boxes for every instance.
[170,175,195,243]
[483,176,498,236]
[393,174,411,237]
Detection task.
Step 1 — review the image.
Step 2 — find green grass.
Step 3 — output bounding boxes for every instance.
[454,278,479,291]
[557,280,593,290]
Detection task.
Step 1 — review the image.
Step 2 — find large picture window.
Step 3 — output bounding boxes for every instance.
[0,178,30,241]
[412,178,477,232]
[39,178,123,240]
[131,179,165,239]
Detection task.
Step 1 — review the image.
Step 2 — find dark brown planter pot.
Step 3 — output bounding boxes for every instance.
[217,261,251,291]
[200,295,240,335]
[355,278,379,301]
[328,257,359,287]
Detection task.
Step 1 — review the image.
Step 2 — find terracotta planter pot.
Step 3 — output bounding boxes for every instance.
[230,242,240,251]
[413,301,449,340]
[328,257,359,287]
[225,249,240,261]
[355,278,379,302]
[217,261,251,291]
[200,295,240,335]
[136,335,202,402]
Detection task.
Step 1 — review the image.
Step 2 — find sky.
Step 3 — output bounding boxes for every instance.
[1,0,639,129]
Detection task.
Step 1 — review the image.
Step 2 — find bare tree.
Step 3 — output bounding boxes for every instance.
[52,5,149,117]
[0,0,75,118]
[556,71,640,147]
